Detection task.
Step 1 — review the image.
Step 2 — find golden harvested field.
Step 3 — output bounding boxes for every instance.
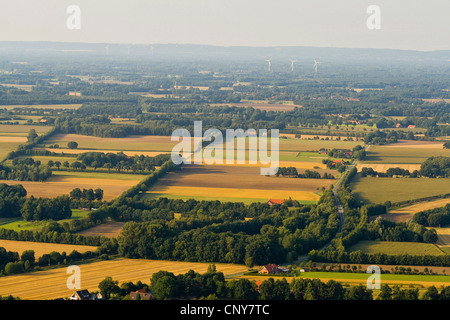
[76,222,125,238]
[0,258,249,300]
[382,140,445,149]
[0,125,53,161]
[0,240,97,258]
[0,171,145,201]
[0,136,27,142]
[44,133,188,152]
[144,164,331,203]
[378,198,450,223]
[356,163,421,173]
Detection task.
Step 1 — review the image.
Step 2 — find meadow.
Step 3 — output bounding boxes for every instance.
[362,142,448,164]
[0,124,54,161]
[347,240,445,256]
[349,175,450,204]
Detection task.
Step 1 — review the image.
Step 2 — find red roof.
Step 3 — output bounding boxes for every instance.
[263,264,280,273]
[267,199,285,205]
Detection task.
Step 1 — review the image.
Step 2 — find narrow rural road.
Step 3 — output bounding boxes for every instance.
[283,144,369,265]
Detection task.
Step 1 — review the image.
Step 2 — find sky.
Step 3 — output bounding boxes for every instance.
[0,0,449,51]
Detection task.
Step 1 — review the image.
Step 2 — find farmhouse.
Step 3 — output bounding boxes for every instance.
[258,264,290,275]
[408,125,416,129]
[130,289,154,300]
[69,289,95,300]
[266,199,285,206]
[396,123,402,128]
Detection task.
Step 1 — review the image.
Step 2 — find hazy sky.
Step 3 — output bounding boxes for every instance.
[0,0,449,51]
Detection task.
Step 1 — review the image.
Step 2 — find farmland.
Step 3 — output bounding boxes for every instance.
[349,175,450,204]
[42,133,183,153]
[143,164,332,204]
[76,222,125,238]
[0,258,249,300]
[0,240,97,258]
[347,240,445,256]
[0,124,53,161]
[376,198,450,222]
[0,171,146,200]
[239,272,450,289]
[361,143,448,164]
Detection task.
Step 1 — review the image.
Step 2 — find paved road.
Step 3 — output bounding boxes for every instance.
[284,145,369,265]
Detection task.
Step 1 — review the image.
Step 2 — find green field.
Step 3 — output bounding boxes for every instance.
[278,138,362,152]
[297,271,450,283]
[362,146,449,164]
[0,142,22,161]
[0,209,90,232]
[349,175,450,204]
[348,240,445,256]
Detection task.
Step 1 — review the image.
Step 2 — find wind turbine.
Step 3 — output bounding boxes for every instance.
[105,44,109,56]
[289,58,297,72]
[127,45,132,56]
[313,58,321,74]
[265,57,272,72]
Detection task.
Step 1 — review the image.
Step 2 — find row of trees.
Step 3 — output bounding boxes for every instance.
[96,269,450,300]
[0,162,52,181]
[276,167,335,179]
[413,204,450,228]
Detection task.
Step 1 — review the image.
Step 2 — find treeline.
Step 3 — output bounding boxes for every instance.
[363,130,398,145]
[21,195,72,221]
[0,246,106,277]
[76,152,169,173]
[0,184,27,218]
[276,167,335,179]
[98,268,450,300]
[413,204,450,227]
[309,248,450,267]
[420,156,450,178]
[0,157,53,181]
[113,190,339,266]
[311,165,443,266]
[360,167,420,178]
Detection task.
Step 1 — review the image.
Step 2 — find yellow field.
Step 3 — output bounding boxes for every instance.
[0,172,144,201]
[375,198,450,223]
[0,136,27,143]
[149,185,320,202]
[0,240,97,258]
[0,258,249,300]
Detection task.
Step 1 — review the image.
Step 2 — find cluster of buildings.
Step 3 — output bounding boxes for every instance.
[67,289,154,300]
